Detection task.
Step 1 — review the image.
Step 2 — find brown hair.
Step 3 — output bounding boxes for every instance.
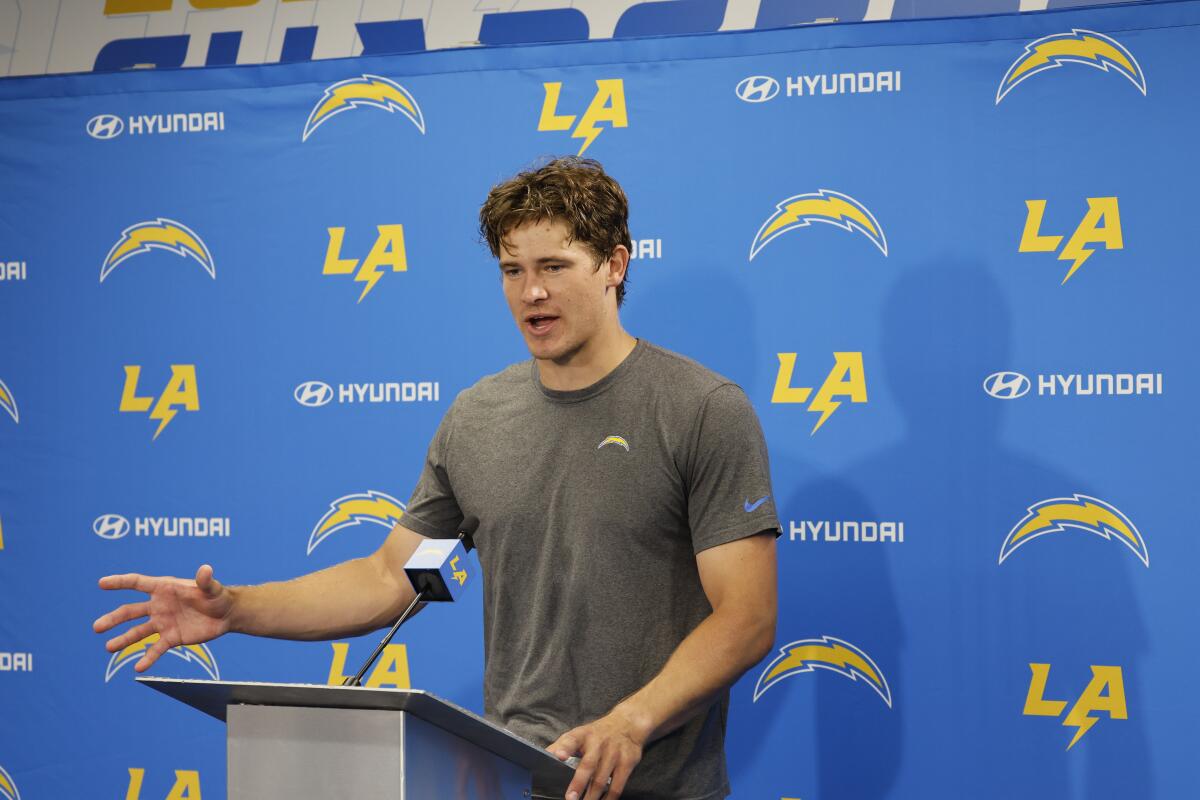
[479,156,633,306]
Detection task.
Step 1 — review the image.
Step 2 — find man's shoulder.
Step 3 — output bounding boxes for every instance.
[452,358,533,410]
[635,341,738,397]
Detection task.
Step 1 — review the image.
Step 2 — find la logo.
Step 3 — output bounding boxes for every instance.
[125,768,201,800]
[323,225,408,303]
[327,642,411,688]
[1023,663,1128,749]
[772,352,868,434]
[1019,197,1122,284]
[120,365,199,440]
[538,79,628,155]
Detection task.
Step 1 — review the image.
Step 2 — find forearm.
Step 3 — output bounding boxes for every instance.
[227,553,414,641]
[615,602,775,743]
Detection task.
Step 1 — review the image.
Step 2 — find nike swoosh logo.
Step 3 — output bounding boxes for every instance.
[744,495,770,513]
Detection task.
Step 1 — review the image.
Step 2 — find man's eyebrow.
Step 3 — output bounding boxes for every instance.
[497,256,568,267]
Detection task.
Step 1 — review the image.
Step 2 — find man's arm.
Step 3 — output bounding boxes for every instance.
[547,531,778,800]
[93,522,427,672]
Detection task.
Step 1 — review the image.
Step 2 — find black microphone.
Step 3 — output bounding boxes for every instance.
[343,517,480,687]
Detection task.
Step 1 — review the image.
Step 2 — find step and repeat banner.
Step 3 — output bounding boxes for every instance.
[1,0,1196,797]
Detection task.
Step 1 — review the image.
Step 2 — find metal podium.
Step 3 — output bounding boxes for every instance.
[138,677,574,800]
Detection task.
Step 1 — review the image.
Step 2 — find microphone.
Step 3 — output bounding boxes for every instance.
[343,517,479,687]
[404,515,479,602]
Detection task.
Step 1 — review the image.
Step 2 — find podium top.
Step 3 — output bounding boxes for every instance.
[137,677,574,788]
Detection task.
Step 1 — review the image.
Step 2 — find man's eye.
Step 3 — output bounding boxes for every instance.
[545,264,564,273]
[503,269,521,278]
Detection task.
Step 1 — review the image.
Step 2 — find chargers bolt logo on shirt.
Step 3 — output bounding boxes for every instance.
[308,491,406,555]
[119,365,200,441]
[997,30,1146,104]
[0,378,18,424]
[0,765,20,800]
[1024,663,1127,749]
[104,634,219,682]
[772,352,868,434]
[999,494,1148,566]
[302,75,425,142]
[754,635,892,708]
[538,79,627,156]
[750,190,887,260]
[597,435,630,451]
[1019,197,1122,284]
[101,218,215,283]
[323,225,408,302]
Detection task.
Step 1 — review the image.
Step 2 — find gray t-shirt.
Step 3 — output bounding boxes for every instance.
[402,340,780,800]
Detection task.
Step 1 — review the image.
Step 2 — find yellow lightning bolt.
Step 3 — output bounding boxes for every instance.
[573,116,603,156]
[1010,34,1137,84]
[318,496,405,536]
[148,402,175,441]
[1062,702,1100,750]
[1057,237,1095,284]
[766,641,884,690]
[0,384,10,407]
[313,79,416,127]
[353,259,386,303]
[1012,500,1138,551]
[108,223,208,268]
[807,395,840,435]
[762,196,880,243]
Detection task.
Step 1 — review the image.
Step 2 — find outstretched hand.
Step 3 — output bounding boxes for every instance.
[547,706,648,800]
[93,564,234,672]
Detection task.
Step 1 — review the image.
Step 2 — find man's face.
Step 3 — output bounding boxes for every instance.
[498,219,621,364]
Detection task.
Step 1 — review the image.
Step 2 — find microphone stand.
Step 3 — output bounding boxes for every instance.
[343,589,427,687]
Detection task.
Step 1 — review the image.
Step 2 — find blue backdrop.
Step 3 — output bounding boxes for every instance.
[0,1,1195,797]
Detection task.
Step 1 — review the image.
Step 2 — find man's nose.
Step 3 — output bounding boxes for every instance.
[522,277,548,303]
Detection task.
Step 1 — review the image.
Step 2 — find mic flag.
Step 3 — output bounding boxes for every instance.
[404,538,470,602]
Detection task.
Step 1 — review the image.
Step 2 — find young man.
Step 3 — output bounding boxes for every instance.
[95,157,780,800]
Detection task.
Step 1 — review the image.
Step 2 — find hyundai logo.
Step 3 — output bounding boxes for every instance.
[983,371,1031,399]
[295,381,334,407]
[93,514,131,540]
[87,114,124,140]
[735,76,780,103]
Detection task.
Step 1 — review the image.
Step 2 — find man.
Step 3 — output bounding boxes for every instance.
[95,157,780,800]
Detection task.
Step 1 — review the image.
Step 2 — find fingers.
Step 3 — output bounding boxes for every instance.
[105,620,156,653]
[194,564,221,597]
[98,573,156,592]
[581,751,617,800]
[92,601,150,634]
[565,752,596,800]
[135,635,172,673]
[548,730,581,761]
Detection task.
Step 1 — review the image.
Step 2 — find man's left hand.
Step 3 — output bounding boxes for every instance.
[548,706,649,800]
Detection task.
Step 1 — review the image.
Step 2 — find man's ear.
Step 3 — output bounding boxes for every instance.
[605,245,630,288]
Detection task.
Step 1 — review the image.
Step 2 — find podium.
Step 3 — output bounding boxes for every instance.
[138,677,575,800]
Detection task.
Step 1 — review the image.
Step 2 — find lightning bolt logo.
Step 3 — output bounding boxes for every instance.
[754,635,892,708]
[303,75,426,142]
[749,190,888,261]
[996,29,1147,105]
[999,494,1148,567]
[308,490,406,555]
[104,634,220,682]
[100,218,215,283]
[0,765,20,800]
[0,378,18,424]
[597,435,630,451]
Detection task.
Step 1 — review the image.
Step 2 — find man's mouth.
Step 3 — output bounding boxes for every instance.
[525,314,559,335]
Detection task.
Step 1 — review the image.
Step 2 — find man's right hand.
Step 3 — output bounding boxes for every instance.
[93,564,234,673]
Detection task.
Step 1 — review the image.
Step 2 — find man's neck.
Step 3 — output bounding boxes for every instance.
[536,327,638,392]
